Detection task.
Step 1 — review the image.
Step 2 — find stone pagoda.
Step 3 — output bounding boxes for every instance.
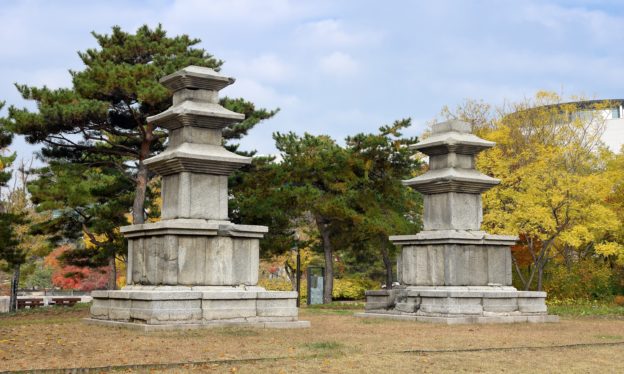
[88,66,309,330]
[357,120,558,324]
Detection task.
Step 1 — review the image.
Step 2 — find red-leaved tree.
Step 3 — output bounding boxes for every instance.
[44,245,109,291]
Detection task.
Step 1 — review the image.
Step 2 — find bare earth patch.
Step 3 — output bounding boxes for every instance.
[0,306,623,373]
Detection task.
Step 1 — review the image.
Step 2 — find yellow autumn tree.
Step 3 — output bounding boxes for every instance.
[598,149,624,267]
[443,92,623,291]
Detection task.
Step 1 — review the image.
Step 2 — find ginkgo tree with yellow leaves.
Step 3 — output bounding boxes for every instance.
[443,92,624,295]
[599,149,624,268]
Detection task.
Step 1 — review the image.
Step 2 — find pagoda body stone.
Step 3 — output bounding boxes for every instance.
[87,66,309,330]
[356,120,558,324]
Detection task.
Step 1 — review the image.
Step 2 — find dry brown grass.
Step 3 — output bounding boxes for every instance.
[1,306,623,373]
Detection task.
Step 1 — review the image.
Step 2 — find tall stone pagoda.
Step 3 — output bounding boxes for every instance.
[357,120,558,324]
[89,66,309,330]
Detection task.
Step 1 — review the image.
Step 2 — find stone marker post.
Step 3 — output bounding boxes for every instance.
[356,120,558,324]
[88,66,309,330]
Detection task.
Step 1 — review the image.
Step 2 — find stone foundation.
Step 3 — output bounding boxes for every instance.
[399,242,512,286]
[122,220,266,286]
[356,286,558,324]
[88,287,309,330]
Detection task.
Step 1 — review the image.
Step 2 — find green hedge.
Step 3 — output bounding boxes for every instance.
[544,260,614,301]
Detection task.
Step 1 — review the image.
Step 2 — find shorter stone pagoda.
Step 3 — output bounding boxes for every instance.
[88,66,309,330]
[356,120,558,324]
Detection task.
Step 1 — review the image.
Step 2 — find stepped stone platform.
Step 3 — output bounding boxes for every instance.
[90,286,308,331]
[355,286,557,324]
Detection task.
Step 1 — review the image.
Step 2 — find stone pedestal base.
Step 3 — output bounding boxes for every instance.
[356,286,558,324]
[121,220,268,287]
[88,286,310,330]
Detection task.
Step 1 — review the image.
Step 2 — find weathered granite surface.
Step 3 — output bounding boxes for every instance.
[89,66,307,329]
[359,120,557,323]
[357,286,558,324]
[90,288,310,329]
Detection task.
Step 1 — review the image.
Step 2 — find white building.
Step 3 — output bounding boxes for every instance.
[601,101,624,152]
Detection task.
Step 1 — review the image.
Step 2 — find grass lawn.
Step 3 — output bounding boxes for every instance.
[0,303,623,373]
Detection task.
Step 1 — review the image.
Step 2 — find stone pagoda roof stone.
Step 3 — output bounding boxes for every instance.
[145,143,250,176]
[403,167,499,194]
[147,100,244,130]
[160,66,235,92]
[412,120,495,156]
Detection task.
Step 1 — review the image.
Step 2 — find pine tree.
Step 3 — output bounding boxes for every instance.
[0,102,15,187]
[0,101,23,311]
[7,24,275,224]
[345,119,422,289]
[28,158,132,289]
[272,132,360,303]
[5,26,275,288]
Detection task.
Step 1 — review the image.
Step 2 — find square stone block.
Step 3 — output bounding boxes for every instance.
[90,303,111,319]
[395,296,420,313]
[444,245,488,285]
[364,289,398,311]
[202,299,256,320]
[482,297,518,313]
[517,297,547,313]
[401,246,444,285]
[256,297,297,318]
[129,306,202,324]
[161,173,228,221]
[423,193,482,231]
[109,306,131,321]
[128,298,203,324]
[419,296,483,315]
[487,246,512,285]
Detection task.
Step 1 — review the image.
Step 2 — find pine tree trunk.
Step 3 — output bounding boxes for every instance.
[9,265,20,313]
[380,240,393,290]
[108,256,117,290]
[317,218,333,304]
[132,161,148,225]
[132,125,155,225]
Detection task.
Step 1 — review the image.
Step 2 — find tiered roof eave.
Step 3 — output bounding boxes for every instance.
[144,142,251,176]
[159,66,235,91]
[411,132,495,156]
[403,167,500,194]
[147,101,244,130]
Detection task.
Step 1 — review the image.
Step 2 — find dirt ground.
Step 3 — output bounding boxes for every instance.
[1,306,623,373]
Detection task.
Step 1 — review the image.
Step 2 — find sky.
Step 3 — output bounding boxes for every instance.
[1,0,624,162]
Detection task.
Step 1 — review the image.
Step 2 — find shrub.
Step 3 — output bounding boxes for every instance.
[544,260,614,301]
[22,263,53,290]
[332,276,378,300]
[44,245,110,291]
[258,278,307,303]
[258,275,379,301]
[258,278,293,292]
